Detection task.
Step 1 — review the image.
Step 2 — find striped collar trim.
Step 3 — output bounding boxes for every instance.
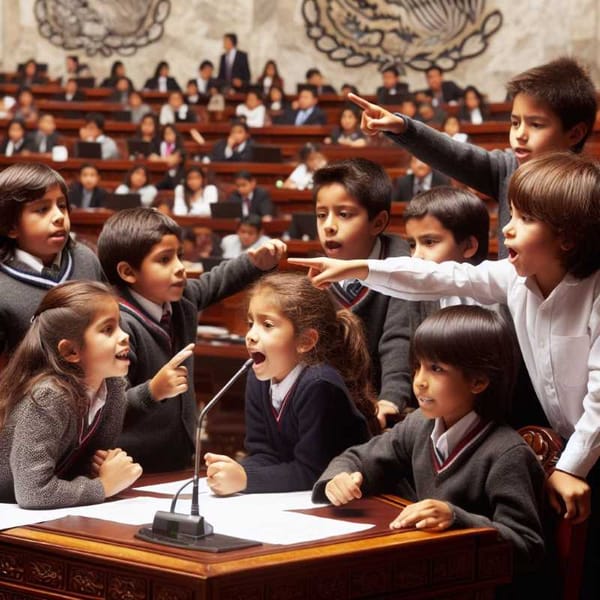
[118,297,172,344]
[0,252,73,289]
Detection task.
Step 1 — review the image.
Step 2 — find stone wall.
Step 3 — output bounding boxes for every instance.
[1,0,598,101]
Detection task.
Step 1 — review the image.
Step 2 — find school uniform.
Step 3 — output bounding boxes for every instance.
[68,181,108,209]
[117,254,268,472]
[418,81,464,105]
[143,76,181,92]
[0,242,104,354]
[226,186,274,218]
[221,233,271,259]
[329,127,366,145]
[114,183,157,208]
[0,136,35,156]
[392,170,451,202]
[282,105,328,126]
[53,90,86,102]
[210,138,255,162]
[376,83,410,105]
[242,364,371,493]
[31,131,60,153]
[313,409,545,575]
[0,377,128,508]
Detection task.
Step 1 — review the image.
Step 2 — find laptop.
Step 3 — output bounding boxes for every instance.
[110,110,132,122]
[210,202,243,219]
[252,144,283,163]
[104,193,141,211]
[127,139,152,159]
[75,77,96,88]
[290,212,318,240]
[74,141,102,159]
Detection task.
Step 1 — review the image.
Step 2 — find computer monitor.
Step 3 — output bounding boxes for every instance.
[289,212,318,240]
[210,202,243,219]
[104,193,141,211]
[252,144,283,163]
[74,141,102,159]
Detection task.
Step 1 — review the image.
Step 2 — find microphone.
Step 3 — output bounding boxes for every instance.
[136,358,259,551]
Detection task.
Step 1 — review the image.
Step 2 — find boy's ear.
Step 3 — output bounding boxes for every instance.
[369,210,389,235]
[559,235,575,252]
[470,375,489,395]
[296,328,319,354]
[566,122,588,148]
[116,261,137,284]
[57,339,81,364]
[461,235,479,260]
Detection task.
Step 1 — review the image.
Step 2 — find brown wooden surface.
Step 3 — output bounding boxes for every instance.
[0,471,512,600]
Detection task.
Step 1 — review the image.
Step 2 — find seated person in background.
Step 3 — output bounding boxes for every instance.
[79,113,120,159]
[210,119,255,162]
[67,163,108,209]
[115,164,158,208]
[399,95,418,119]
[235,88,266,128]
[312,305,545,585]
[416,101,446,125]
[340,83,359,97]
[54,77,85,102]
[375,66,410,105]
[393,155,451,202]
[265,85,289,122]
[144,61,181,92]
[282,86,327,126]
[458,85,490,124]
[305,68,336,95]
[132,113,160,151]
[184,80,201,105]
[159,90,197,125]
[15,59,46,86]
[442,115,468,143]
[257,59,284,96]
[226,170,274,220]
[149,123,186,190]
[172,165,218,216]
[100,60,134,90]
[11,87,38,123]
[221,214,271,258]
[189,60,219,100]
[0,119,34,156]
[283,143,327,190]
[30,113,60,154]
[126,91,152,124]
[324,106,367,147]
[109,76,133,105]
[416,66,463,106]
[194,225,223,258]
[60,55,91,85]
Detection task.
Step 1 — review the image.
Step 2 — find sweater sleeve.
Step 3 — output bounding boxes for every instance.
[10,389,105,508]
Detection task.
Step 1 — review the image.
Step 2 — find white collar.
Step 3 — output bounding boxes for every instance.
[86,379,108,426]
[129,288,171,323]
[430,410,480,461]
[14,247,62,274]
[342,237,380,288]
[270,364,305,412]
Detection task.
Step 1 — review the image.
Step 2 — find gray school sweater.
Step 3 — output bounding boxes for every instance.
[117,254,265,472]
[0,377,127,508]
[313,409,545,575]
[387,117,518,258]
[0,242,105,354]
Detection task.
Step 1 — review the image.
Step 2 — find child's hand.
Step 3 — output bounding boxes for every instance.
[90,448,114,477]
[149,344,195,402]
[98,449,143,498]
[325,472,363,506]
[286,257,369,289]
[389,499,454,531]
[546,470,591,523]
[205,453,247,495]
[247,239,287,271]
[376,399,400,429]
[347,93,406,136]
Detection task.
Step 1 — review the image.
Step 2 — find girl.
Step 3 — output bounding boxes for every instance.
[324,107,367,147]
[172,165,218,216]
[143,61,181,92]
[11,87,38,123]
[0,281,142,508]
[126,90,152,125]
[132,112,160,151]
[257,60,284,96]
[149,123,186,190]
[0,118,34,156]
[235,89,266,128]
[100,60,133,90]
[458,85,489,124]
[313,306,545,577]
[115,164,158,208]
[205,272,377,495]
[283,143,327,190]
[441,114,468,143]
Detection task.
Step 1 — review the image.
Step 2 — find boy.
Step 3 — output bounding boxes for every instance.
[349,57,597,257]
[415,66,463,106]
[67,163,108,209]
[284,86,328,126]
[221,214,271,259]
[392,155,450,202]
[79,112,120,159]
[291,152,600,596]
[97,207,285,472]
[210,120,254,162]
[313,158,424,428]
[0,162,104,355]
[226,170,274,220]
[375,66,410,105]
[31,113,60,154]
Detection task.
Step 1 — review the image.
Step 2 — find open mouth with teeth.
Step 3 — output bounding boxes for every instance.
[116,350,130,360]
[507,248,518,261]
[250,352,266,364]
[325,241,342,250]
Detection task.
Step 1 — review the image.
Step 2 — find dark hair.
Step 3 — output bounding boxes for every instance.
[425,66,443,75]
[6,118,26,135]
[238,214,262,231]
[199,60,213,70]
[161,122,184,147]
[505,57,597,153]
[137,112,159,139]
[313,158,392,220]
[84,112,105,132]
[79,162,99,175]
[305,68,321,80]
[66,55,79,65]
[182,165,207,205]
[153,61,169,79]
[298,84,318,98]
[97,207,182,286]
[404,187,489,264]
[234,169,254,182]
[224,33,238,47]
[0,281,117,427]
[382,66,399,77]
[110,60,124,78]
[411,305,518,423]
[249,272,379,435]
[508,152,600,279]
[124,164,150,188]
[0,163,70,261]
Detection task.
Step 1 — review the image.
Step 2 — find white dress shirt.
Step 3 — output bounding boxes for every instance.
[431,411,481,461]
[270,364,305,413]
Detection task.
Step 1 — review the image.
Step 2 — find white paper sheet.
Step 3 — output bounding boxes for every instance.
[133,477,201,495]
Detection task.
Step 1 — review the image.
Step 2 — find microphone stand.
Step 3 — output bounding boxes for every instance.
[136,358,260,551]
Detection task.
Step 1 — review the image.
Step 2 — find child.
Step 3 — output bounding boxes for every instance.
[79,112,120,159]
[210,120,254,162]
[392,155,450,202]
[349,57,597,257]
[0,281,142,508]
[115,164,158,208]
[312,158,425,428]
[290,152,600,593]
[159,90,197,125]
[226,170,274,219]
[235,88,266,128]
[221,214,271,259]
[324,107,367,147]
[441,114,468,143]
[148,123,185,190]
[283,143,327,190]
[96,207,286,472]
[31,113,60,154]
[0,163,104,355]
[0,118,34,156]
[67,163,108,209]
[312,305,545,578]
[173,165,218,216]
[457,85,489,124]
[205,271,376,495]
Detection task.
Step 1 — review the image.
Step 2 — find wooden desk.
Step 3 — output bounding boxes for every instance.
[0,476,512,600]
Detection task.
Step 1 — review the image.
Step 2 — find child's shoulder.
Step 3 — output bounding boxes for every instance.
[380,233,410,259]
[297,363,347,390]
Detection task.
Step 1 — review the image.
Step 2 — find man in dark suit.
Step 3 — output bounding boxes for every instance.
[54,78,86,102]
[218,33,251,92]
[282,86,327,126]
[188,60,220,99]
[392,155,451,202]
[305,68,336,95]
[210,120,255,162]
[416,66,463,106]
[376,66,410,105]
[30,114,60,153]
[67,164,108,209]
[226,170,275,219]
